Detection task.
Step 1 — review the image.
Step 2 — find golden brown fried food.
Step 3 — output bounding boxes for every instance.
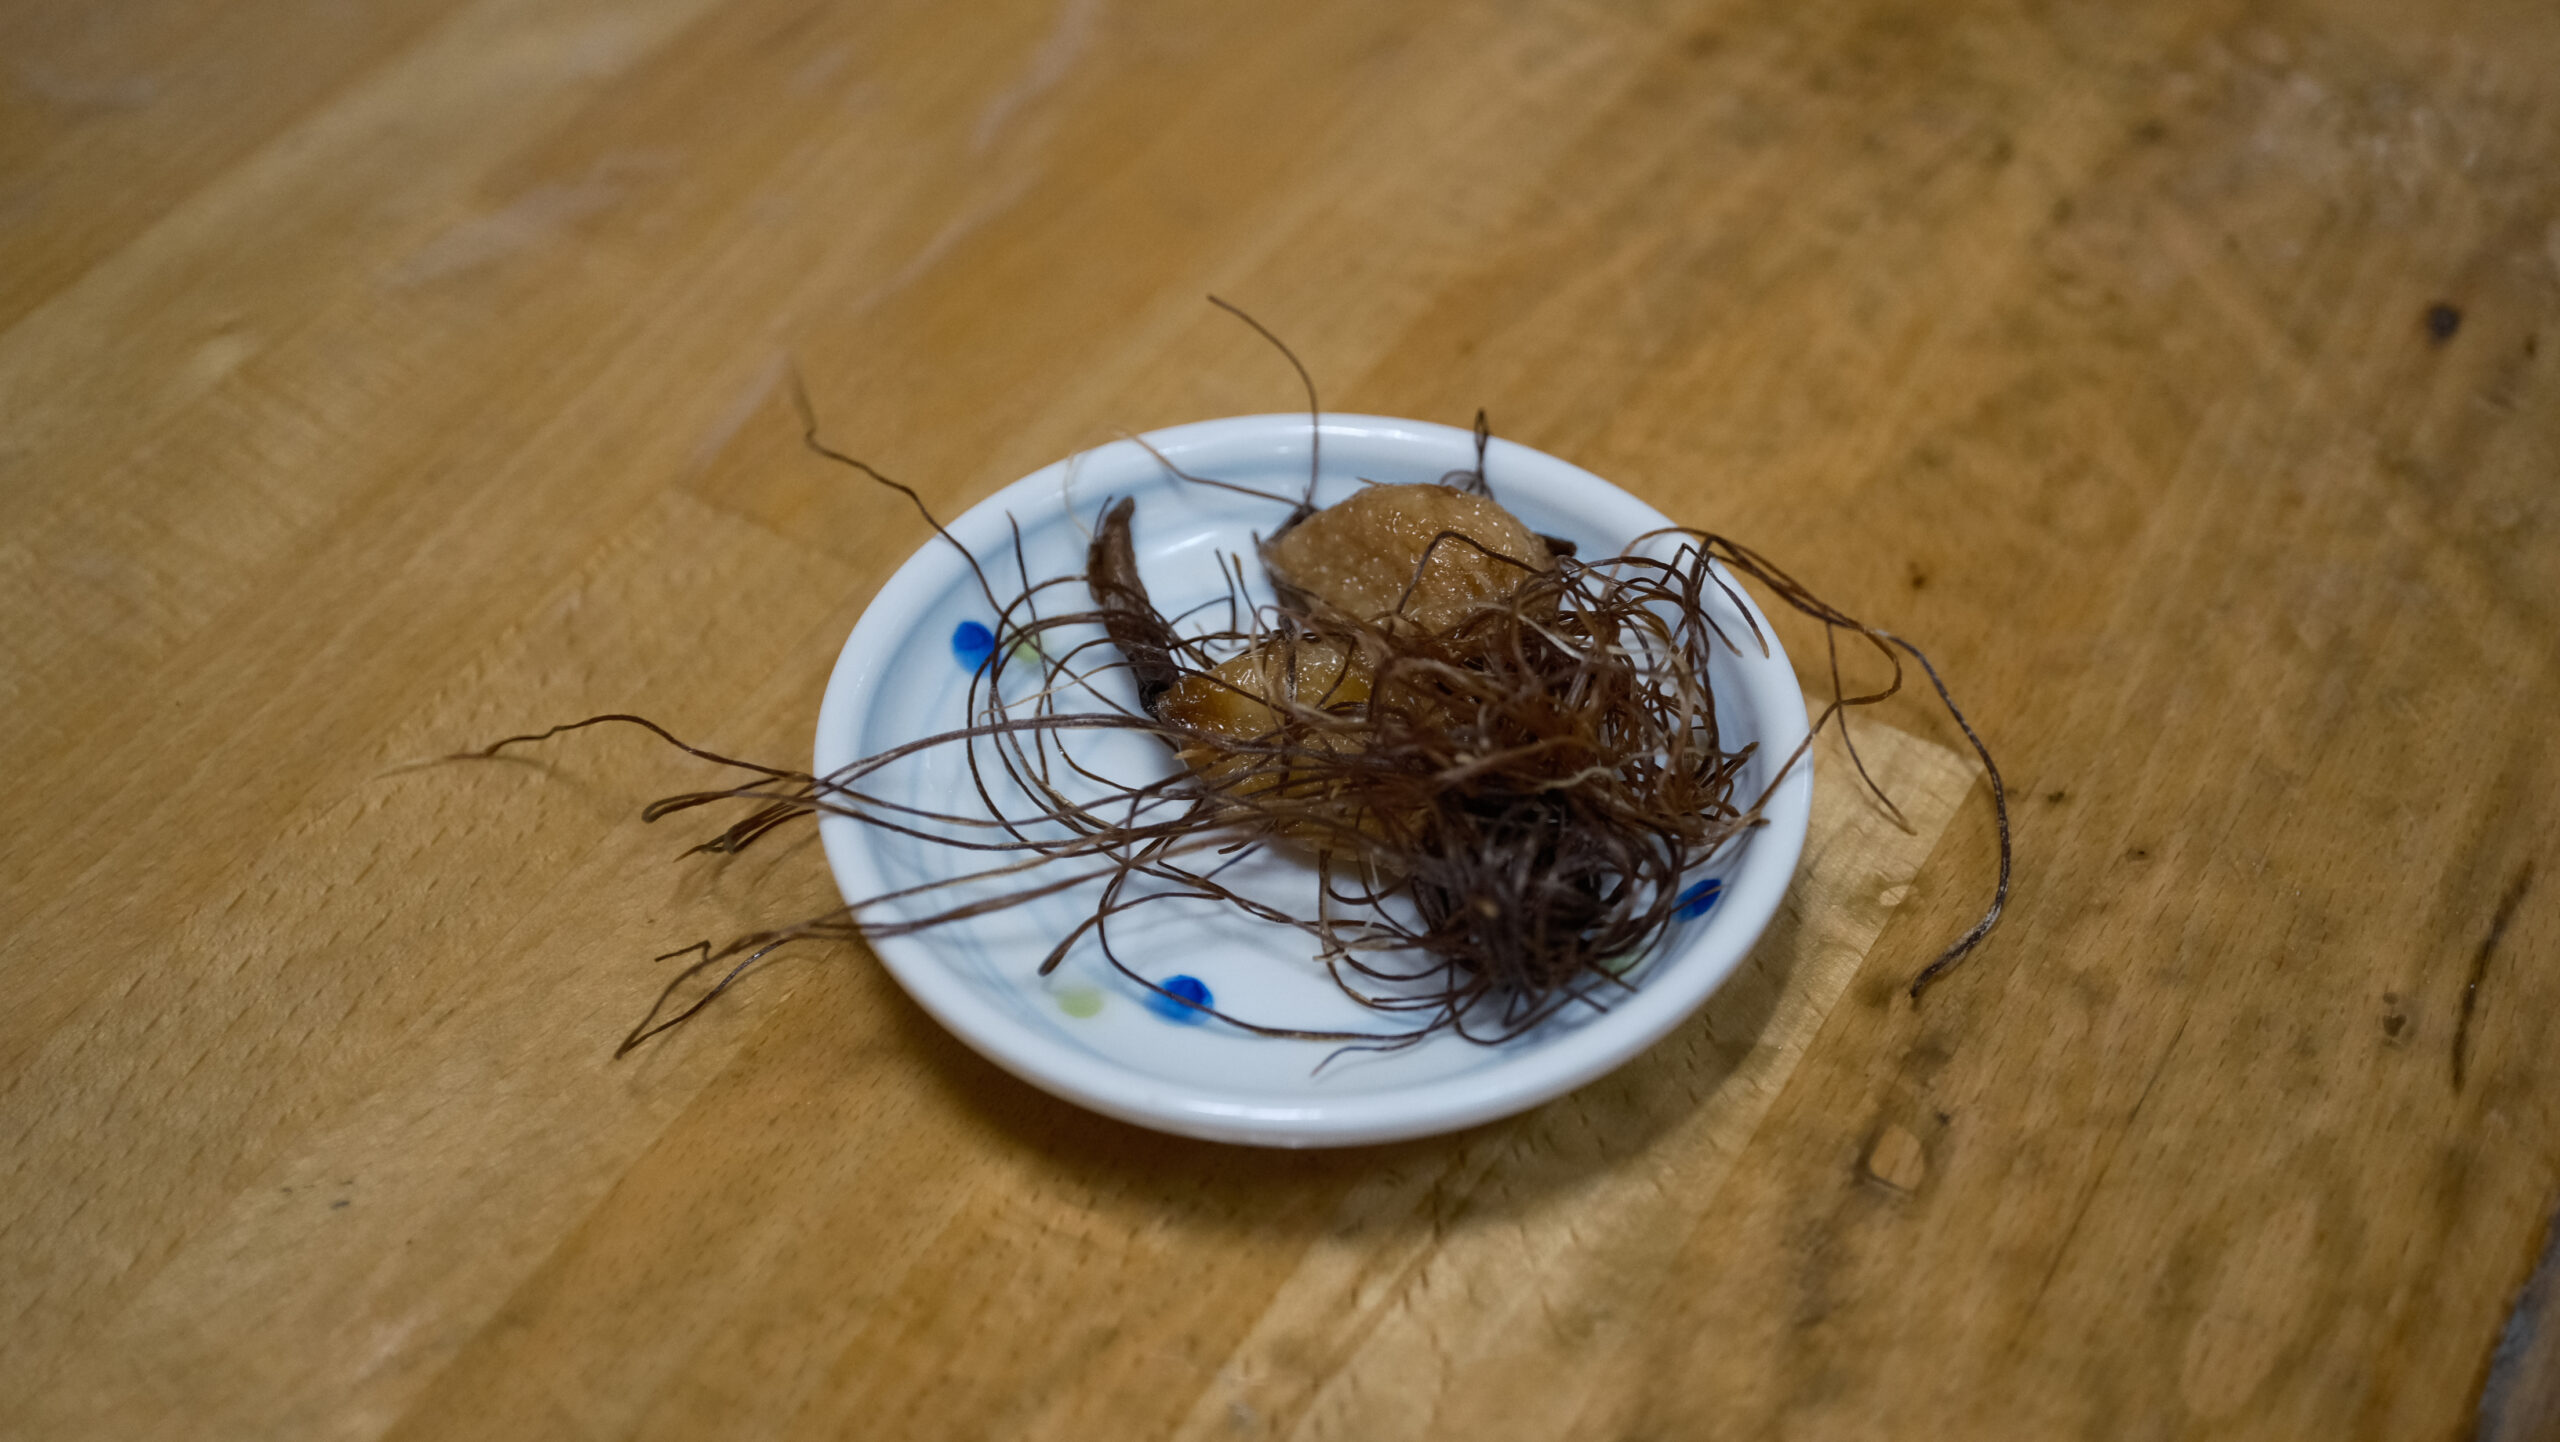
[1260,483,1555,634]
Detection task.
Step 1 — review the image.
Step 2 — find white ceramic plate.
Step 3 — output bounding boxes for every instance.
[813,414,1810,1147]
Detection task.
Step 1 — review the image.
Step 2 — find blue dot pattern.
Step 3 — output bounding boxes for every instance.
[951,620,995,669]
[1675,877,1723,920]
[1147,974,1214,1024]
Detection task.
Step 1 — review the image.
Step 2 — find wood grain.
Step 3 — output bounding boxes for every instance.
[4,0,2555,1436]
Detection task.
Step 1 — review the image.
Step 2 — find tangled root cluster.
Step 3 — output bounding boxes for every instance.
[469,311,2006,1057]
[477,483,2002,1059]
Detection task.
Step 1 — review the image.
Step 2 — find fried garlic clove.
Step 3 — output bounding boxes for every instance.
[1261,483,1554,634]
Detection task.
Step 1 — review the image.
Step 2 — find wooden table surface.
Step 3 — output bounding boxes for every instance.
[8,0,2558,1436]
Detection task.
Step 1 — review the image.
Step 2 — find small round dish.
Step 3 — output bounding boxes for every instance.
[813,414,1810,1147]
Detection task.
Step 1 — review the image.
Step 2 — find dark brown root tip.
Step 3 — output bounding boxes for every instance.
[1086,496,1184,718]
[1206,295,1322,525]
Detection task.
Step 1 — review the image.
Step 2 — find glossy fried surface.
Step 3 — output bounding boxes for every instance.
[1262,483,1556,633]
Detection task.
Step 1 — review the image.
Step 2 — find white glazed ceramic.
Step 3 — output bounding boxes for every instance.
[813,414,1810,1147]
